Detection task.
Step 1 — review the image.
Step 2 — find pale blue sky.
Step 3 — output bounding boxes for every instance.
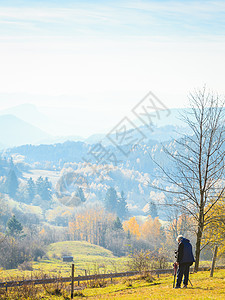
[0,1,225,37]
[0,0,224,136]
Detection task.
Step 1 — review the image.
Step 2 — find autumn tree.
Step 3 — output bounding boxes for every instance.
[152,87,225,271]
[203,197,225,256]
[166,209,194,242]
[69,206,115,246]
[123,217,141,239]
[141,216,165,248]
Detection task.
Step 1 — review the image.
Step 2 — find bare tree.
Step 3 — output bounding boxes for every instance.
[151,87,225,271]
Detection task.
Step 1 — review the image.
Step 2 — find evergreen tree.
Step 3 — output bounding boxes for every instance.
[7,215,23,237]
[42,177,52,201]
[117,191,128,219]
[36,176,52,201]
[6,169,18,198]
[113,216,123,231]
[27,177,35,202]
[104,187,118,213]
[148,201,158,219]
[76,187,86,202]
[36,176,44,197]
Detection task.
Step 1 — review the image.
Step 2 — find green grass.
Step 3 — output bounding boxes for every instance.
[0,241,129,280]
[0,240,214,281]
[2,267,225,299]
[77,268,225,299]
[47,240,115,258]
[0,240,222,299]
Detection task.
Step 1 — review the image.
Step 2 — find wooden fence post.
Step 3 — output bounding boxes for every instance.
[210,245,218,277]
[71,264,74,299]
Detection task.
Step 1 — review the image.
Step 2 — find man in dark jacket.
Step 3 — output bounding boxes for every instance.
[174,235,195,289]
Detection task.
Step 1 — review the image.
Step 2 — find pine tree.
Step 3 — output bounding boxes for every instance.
[113,216,123,231]
[43,177,52,201]
[6,169,18,198]
[117,191,128,219]
[27,177,35,202]
[148,201,158,219]
[36,176,52,201]
[104,187,118,213]
[36,176,44,197]
[7,215,23,237]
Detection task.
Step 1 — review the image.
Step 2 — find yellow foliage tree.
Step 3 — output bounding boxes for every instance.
[167,213,194,242]
[69,206,114,245]
[141,216,164,248]
[204,198,225,256]
[123,217,141,239]
[39,228,45,235]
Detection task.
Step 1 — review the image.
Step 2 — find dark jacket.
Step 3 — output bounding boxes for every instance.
[177,238,195,264]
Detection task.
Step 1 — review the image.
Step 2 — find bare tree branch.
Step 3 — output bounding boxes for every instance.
[149,87,225,271]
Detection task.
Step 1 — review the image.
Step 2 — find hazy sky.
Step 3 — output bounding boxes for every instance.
[0,0,224,136]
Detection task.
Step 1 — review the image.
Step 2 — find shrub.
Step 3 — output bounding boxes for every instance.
[18,261,33,271]
[74,291,85,297]
[127,249,169,272]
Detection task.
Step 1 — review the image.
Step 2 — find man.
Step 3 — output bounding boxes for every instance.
[174,235,195,289]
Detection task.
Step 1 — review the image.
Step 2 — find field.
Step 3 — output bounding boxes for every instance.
[0,240,213,281]
[23,169,61,185]
[78,268,225,299]
[1,267,225,299]
[0,241,129,280]
[1,241,224,299]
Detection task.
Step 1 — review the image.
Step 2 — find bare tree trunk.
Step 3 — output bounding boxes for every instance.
[195,224,203,272]
[150,87,225,273]
[210,245,218,277]
[195,196,204,271]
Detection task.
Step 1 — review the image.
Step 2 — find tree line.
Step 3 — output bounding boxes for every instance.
[0,171,52,203]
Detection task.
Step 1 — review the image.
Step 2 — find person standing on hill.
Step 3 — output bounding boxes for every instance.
[174,235,195,289]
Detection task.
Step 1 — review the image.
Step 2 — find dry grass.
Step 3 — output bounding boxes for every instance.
[1,268,225,299]
[81,268,225,299]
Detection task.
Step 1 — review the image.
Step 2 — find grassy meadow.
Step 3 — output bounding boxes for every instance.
[1,241,224,299]
[1,267,225,299]
[0,241,129,280]
[81,268,225,299]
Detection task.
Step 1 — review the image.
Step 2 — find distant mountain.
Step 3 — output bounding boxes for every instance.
[0,104,85,146]
[6,140,90,164]
[0,114,51,147]
[0,103,50,131]
[85,134,105,144]
[0,104,191,146]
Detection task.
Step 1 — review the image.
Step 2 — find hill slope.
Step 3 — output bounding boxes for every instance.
[47,241,115,258]
[0,114,51,147]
